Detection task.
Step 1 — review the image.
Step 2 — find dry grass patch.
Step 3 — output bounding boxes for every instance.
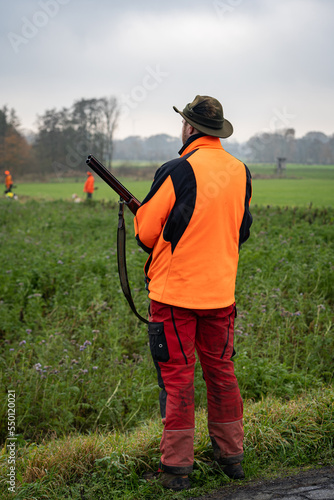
[1,388,330,494]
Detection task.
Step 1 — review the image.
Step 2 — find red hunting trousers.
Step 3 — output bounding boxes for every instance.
[149,300,244,475]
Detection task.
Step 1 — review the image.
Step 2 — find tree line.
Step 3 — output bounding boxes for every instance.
[105,128,334,165]
[246,129,334,165]
[1,98,334,179]
[0,97,119,178]
[0,107,31,177]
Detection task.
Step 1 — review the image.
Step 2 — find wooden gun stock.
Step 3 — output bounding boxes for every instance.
[86,155,141,215]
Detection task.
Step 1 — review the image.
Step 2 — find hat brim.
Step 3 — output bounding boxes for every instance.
[173,106,233,139]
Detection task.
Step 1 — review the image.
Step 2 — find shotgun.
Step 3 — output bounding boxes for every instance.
[85,154,148,323]
[86,155,141,215]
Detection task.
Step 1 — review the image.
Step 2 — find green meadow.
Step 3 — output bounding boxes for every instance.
[12,163,334,207]
[250,164,334,206]
[0,164,333,499]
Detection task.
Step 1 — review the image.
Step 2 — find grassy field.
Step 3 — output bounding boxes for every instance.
[2,391,334,499]
[0,192,333,498]
[12,163,334,207]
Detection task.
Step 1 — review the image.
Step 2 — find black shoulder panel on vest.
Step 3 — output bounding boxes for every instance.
[163,161,197,253]
[141,151,195,206]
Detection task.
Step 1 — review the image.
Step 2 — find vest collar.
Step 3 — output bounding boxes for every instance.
[179,134,223,157]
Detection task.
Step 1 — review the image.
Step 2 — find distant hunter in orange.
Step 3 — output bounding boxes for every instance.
[4,170,13,193]
[83,171,94,199]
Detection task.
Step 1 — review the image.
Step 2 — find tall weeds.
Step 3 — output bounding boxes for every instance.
[0,201,333,444]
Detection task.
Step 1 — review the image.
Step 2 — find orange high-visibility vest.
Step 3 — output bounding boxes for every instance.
[134,135,252,309]
[5,174,12,189]
[83,174,94,194]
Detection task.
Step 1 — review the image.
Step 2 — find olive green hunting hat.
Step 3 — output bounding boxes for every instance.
[173,95,233,138]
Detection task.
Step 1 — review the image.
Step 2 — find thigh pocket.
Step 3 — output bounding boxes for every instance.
[148,322,169,362]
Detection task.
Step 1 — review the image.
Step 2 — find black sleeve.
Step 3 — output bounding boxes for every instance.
[239,164,253,248]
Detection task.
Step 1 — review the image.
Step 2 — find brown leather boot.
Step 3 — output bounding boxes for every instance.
[221,463,245,480]
[143,470,191,491]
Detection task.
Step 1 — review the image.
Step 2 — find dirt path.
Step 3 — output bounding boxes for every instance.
[190,466,334,500]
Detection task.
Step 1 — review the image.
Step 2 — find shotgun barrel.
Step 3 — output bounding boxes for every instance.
[86,155,141,215]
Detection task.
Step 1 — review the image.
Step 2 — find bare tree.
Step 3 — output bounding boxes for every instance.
[99,97,120,170]
[70,97,119,168]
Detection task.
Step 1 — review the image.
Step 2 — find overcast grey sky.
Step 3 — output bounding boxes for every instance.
[1,0,333,142]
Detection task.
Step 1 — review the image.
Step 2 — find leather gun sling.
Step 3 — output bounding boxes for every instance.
[117,199,149,324]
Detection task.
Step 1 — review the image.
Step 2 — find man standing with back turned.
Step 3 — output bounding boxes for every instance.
[83,171,94,200]
[134,95,252,491]
[4,170,13,193]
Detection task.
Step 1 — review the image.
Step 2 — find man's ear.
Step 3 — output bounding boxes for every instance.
[188,124,196,135]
